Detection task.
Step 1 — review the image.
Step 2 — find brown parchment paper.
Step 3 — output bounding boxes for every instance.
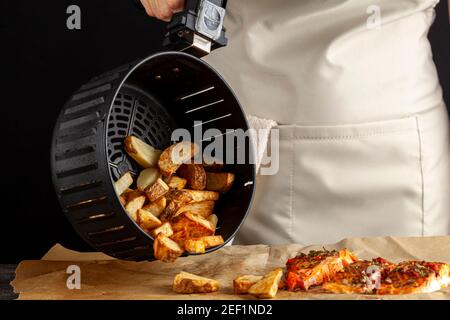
[11,236,450,300]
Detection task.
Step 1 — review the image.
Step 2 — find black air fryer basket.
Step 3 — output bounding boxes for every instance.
[51,1,255,261]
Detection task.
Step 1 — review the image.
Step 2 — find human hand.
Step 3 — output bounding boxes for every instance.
[139,0,185,22]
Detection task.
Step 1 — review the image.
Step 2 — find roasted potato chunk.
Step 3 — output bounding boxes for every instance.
[160,190,194,222]
[173,272,220,294]
[170,230,188,248]
[177,164,206,190]
[172,212,215,238]
[137,167,161,191]
[145,178,169,202]
[120,188,134,202]
[201,235,224,248]
[122,188,134,195]
[248,269,283,299]
[182,190,219,202]
[142,197,166,218]
[234,275,263,294]
[207,214,218,230]
[183,235,224,254]
[176,200,215,218]
[123,189,145,202]
[166,175,187,190]
[114,172,133,196]
[119,136,235,264]
[151,222,173,238]
[124,136,162,168]
[125,195,146,221]
[184,238,206,254]
[153,235,183,263]
[206,172,235,193]
[158,142,199,177]
[137,209,162,231]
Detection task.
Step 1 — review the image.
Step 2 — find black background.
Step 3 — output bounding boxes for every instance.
[1,0,449,263]
[1,0,167,262]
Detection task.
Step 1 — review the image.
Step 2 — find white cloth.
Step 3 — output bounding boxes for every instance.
[203,0,450,245]
[246,114,278,173]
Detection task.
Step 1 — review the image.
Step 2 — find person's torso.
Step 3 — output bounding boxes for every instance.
[204,0,443,125]
[203,0,449,246]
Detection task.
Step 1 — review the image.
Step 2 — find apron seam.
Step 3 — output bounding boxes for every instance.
[280,130,416,141]
[415,116,425,237]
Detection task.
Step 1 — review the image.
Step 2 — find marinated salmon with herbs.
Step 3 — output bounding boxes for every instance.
[322,257,395,294]
[285,248,358,291]
[377,261,450,295]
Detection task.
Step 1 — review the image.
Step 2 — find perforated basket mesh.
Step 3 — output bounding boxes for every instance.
[108,85,176,181]
[51,52,255,261]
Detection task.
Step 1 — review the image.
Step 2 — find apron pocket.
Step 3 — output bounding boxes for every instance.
[236,115,424,245]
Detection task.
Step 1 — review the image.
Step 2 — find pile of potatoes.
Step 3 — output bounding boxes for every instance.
[114,136,235,262]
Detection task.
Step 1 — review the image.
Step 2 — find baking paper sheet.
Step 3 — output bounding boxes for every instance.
[11,236,450,300]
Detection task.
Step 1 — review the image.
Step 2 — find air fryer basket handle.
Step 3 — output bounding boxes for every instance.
[133,0,228,57]
[165,0,228,56]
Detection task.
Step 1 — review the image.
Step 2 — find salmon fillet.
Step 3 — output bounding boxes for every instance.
[323,259,450,295]
[285,248,358,291]
[322,257,395,294]
[377,261,450,295]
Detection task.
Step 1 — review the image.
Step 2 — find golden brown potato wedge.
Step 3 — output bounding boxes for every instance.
[162,201,183,222]
[162,191,218,221]
[163,188,177,202]
[114,172,133,196]
[153,235,183,263]
[248,269,283,299]
[182,190,219,202]
[151,222,173,238]
[206,172,235,193]
[137,209,162,231]
[233,275,264,294]
[175,200,215,218]
[177,164,206,190]
[201,235,224,248]
[173,272,220,294]
[166,175,187,190]
[125,195,146,221]
[160,190,194,222]
[182,235,223,254]
[123,189,146,202]
[172,212,214,238]
[119,196,127,206]
[142,197,166,218]
[120,188,134,203]
[170,230,188,249]
[158,142,198,177]
[122,188,134,196]
[137,167,161,191]
[145,178,169,202]
[207,214,218,230]
[124,136,162,168]
[184,238,206,254]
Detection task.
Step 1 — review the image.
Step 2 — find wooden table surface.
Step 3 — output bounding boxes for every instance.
[0,264,18,300]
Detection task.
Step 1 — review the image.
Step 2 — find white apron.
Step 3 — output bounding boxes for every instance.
[204,0,450,245]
